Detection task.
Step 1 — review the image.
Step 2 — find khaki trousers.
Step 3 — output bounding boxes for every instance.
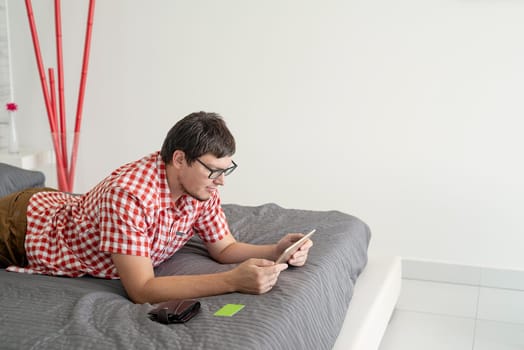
[0,187,56,268]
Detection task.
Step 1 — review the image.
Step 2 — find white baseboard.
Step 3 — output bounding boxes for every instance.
[402,258,524,291]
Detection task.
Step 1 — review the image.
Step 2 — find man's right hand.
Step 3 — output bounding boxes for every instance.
[227,258,288,294]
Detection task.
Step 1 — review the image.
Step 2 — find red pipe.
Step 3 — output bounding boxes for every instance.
[24,0,57,133]
[25,0,69,191]
[49,68,68,191]
[69,0,96,189]
[48,68,57,123]
[55,0,68,172]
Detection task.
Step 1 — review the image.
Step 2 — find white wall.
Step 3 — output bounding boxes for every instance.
[7,0,524,270]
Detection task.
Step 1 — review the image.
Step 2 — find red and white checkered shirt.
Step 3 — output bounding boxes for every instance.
[7,152,230,279]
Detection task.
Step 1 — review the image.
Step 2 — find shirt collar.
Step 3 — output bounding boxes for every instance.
[156,152,176,209]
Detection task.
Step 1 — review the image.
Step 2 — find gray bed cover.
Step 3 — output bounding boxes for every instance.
[0,203,370,350]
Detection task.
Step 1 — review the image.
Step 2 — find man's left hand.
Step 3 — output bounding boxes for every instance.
[275,233,313,267]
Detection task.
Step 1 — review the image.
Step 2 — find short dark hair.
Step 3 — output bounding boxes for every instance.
[160,111,236,164]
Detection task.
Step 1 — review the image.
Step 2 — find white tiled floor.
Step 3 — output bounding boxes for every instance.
[378,278,524,350]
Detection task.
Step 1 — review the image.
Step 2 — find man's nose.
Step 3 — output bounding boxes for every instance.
[213,173,225,186]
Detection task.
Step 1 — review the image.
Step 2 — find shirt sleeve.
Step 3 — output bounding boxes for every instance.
[98,186,151,257]
[193,192,230,243]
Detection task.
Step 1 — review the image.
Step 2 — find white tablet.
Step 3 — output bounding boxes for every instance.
[274,229,316,264]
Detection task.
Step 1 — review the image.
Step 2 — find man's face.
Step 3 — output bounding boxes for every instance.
[179,154,234,201]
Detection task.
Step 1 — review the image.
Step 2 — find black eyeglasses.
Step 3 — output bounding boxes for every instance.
[195,158,238,179]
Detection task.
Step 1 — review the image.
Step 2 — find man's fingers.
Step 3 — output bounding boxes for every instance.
[248,258,275,267]
[249,258,288,271]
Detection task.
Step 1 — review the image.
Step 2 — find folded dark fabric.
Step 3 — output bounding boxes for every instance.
[0,163,46,198]
[148,299,201,324]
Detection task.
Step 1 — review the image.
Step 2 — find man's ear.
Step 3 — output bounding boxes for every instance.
[171,150,186,169]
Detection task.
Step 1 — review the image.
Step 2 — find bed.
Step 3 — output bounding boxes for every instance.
[0,163,401,350]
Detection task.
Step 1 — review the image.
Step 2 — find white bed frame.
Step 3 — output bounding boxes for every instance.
[333,256,402,350]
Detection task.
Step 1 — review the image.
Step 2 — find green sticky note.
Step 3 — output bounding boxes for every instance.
[214,304,245,317]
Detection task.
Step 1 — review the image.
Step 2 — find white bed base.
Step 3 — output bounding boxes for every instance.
[333,256,402,350]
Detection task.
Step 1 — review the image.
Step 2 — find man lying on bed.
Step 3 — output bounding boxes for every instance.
[0,111,312,304]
